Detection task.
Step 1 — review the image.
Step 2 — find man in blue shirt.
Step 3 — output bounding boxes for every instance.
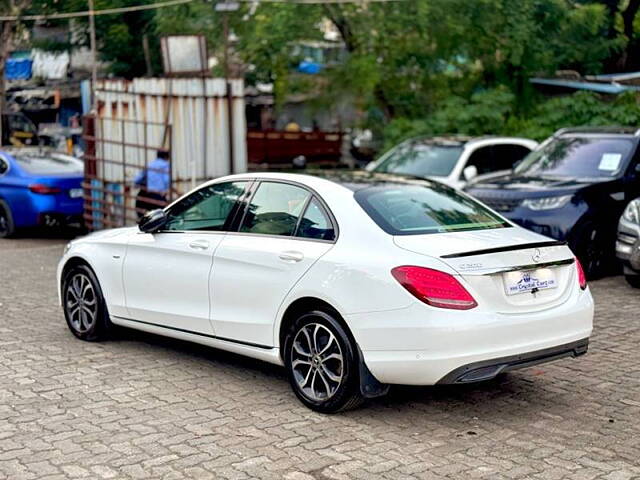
[134,149,171,218]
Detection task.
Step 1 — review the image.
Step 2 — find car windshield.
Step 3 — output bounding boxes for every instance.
[355,183,510,235]
[13,154,83,175]
[514,136,634,179]
[371,141,464,177]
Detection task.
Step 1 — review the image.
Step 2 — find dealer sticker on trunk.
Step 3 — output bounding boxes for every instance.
[503,268,557,296]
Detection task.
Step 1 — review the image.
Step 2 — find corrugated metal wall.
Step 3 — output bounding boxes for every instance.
[94,77,246,189]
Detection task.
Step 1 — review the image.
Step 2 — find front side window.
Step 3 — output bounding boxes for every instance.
[165,181,247,231]
[355,184,510,235]
[0,158,8,176]
[296,198,335,241]
[240,182,310,236]
[464,144,532,177]
[492,144,532,170]
[370,141,464,178]
[514,136,634,179]
[464,146,494,175]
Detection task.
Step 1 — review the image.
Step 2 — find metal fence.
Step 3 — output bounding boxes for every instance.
[82,115,173,230]
[83,77,247,231]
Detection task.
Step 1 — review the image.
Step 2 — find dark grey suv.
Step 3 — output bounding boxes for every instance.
[616,197,640,287]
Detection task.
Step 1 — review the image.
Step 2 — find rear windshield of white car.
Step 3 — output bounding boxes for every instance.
[355,184,510,235]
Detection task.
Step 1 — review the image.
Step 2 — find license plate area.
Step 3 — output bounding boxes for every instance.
[503,268,558,296]
[69,188,83,198]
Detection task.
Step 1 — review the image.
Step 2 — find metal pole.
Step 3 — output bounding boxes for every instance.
[88,0,98,108]
[223,12,234,175]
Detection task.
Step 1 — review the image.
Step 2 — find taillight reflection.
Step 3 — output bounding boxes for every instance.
[29,184,61,195]
[575,257,587,290]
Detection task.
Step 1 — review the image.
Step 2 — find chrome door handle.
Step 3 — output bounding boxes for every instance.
[279,250,304,263]
[189,240,210,250]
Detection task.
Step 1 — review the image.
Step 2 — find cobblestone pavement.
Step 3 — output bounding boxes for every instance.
[1,237,639,480]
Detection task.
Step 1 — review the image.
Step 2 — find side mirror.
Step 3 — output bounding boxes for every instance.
[463,165,478,182]
[138,209,168,233]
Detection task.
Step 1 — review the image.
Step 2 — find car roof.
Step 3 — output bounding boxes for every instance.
[400,135,536,147]
[217,170,439,193]
[554,126,640,138]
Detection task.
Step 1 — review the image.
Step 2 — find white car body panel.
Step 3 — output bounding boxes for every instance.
[122,231,224,334]
[211,233,333,346]
[58,172,593,386]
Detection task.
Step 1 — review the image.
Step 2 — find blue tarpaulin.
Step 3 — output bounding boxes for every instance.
[5,58,33,80]
[297,61,323,75]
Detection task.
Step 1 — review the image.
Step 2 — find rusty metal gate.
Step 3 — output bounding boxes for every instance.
[82,115,173,231]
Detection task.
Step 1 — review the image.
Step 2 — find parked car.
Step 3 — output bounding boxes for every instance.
[465,127,640,279]
[0,150,84,238]
[366,136,538,189]
[616,197,640,287]
[58,171,593,413]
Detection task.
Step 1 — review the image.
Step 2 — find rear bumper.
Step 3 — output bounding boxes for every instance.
[350,286,593,385]
[436,338,588,384]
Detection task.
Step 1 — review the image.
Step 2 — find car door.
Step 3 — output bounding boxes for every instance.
[122,180,249,334]
[210,181,336,347]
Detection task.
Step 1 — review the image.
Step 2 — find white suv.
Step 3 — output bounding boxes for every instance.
[367,136,538,189]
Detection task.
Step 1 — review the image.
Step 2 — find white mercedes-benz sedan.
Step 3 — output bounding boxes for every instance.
[57,172,593,413]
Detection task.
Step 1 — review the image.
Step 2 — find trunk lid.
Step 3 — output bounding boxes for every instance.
[394,228,577,313]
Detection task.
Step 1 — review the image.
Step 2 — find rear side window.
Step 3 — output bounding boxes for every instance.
[240,182,310,236]
[0,158,8,176]
[355,184,510,235]
[296,198,335,241]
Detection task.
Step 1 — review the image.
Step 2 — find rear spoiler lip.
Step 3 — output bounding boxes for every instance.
[440,240,567,259]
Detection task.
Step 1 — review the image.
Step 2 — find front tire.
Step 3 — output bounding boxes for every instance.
[571,222,611,279]
[62,264,111,341]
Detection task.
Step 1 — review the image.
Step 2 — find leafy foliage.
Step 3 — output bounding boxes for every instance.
[382,90,640,148]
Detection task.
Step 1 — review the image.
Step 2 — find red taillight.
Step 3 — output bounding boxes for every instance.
[391,266,478,310]
[28,184,61,195]
[575,257,587,290]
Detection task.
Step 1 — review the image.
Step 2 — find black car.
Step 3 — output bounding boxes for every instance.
[465,127,640,278]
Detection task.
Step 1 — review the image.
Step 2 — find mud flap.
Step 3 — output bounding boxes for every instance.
[357,346,390,398]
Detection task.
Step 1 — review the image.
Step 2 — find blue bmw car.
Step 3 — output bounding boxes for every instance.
[0,150,84,238]
[466,128,640,279]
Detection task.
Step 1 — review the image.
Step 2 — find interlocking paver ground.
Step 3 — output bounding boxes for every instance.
[1,237,639,479]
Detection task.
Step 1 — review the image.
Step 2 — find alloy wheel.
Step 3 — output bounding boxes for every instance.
[290,323,344,402]
[65,273,98,333]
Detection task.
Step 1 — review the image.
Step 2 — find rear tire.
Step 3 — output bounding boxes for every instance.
[0,201,15,238]
[62,264,112,341]
[284,310,363,413]
[625,274,640,288]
